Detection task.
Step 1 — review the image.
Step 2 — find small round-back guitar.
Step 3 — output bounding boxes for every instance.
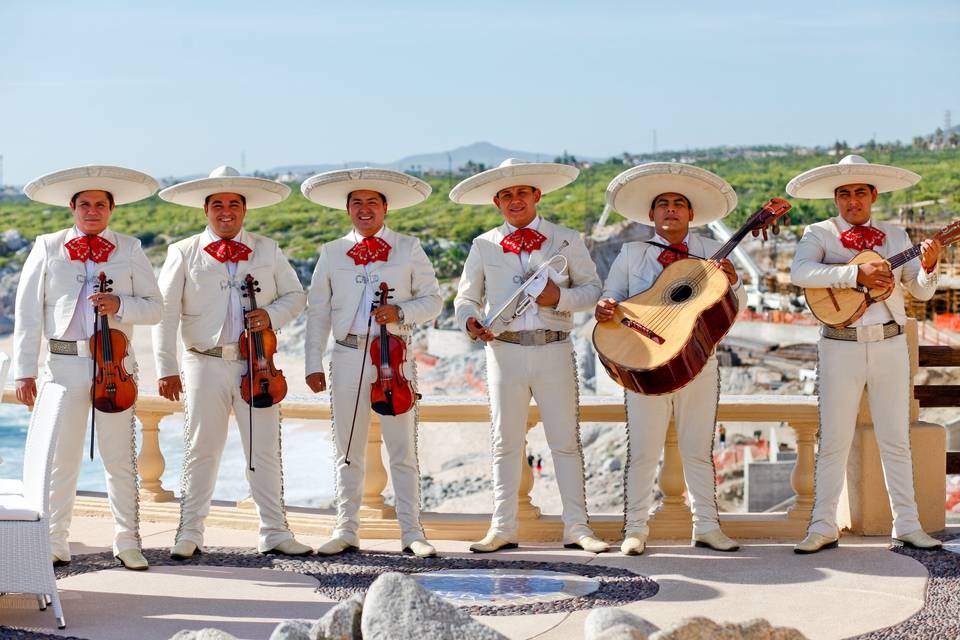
[593,198,792,395]
[804,219,960,328]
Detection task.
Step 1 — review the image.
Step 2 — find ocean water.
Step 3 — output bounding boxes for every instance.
[0,403,335,508]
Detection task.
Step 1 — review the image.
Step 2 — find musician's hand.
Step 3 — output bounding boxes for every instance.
[535,279,561,307]
[88,293,120,315]
[305,372,327,393]
[15,378,37,408]
[158,375,183,402]
[466,317,496,342]
[595,298,618,323]
[371,304,401,325]
[718,259,738,286]
[857,260,894,290]
[244,309,272,333]
[920,238,942,272]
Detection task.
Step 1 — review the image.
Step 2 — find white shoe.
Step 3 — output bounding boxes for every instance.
[896,530,943,550]
[794,532,839,554]
[403,539,437,558]
[115,549,149,571]
[315,537,359,556]
[621,533,647,556]
[693,529,740,552]
[565,535,610,554]
[170,540,199,560]
[264,538,313,556]
[469,532,518,553]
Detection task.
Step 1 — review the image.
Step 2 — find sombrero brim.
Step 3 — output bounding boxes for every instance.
[449,163,579,205]
[159,176,291,209]
[606,163,737,227]
[786,163,921,199]
[301,168,431,211]
[24,165,159,207]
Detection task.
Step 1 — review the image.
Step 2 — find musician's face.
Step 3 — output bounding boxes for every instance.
[494,185,541,228]
[70,190,114,235]
[348,190,388,237]
[204,192,247,240]
[649,192,693,239]
[834,183,877,226]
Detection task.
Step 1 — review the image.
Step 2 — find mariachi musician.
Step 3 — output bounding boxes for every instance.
[595,163,745,555]
[453,159,608,554]
[14,165,162,570]
[303,169,442,558]
[154,166,311,559]
[788,155,942,553]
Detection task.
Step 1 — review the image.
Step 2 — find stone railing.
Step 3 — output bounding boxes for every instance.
[0,320,946,540]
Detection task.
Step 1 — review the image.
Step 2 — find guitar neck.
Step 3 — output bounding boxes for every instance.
[886,244,923,270]
[710,222,754,261]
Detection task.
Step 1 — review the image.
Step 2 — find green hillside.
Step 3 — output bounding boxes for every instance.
[2,147,957,277]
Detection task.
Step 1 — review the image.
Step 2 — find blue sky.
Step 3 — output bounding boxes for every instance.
[1,0,957,185]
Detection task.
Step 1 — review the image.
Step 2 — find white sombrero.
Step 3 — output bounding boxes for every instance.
[786,154,921,199]
[159,166,291,209]
[449,158,579,205]
[606,162,737,226]
[301,168,431,211]
[24,165,159,207]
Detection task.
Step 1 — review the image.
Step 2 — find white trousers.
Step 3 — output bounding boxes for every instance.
[809,334,921,538]
[42,352,141,559]
[624,357,721,537]
[177,350,293,551]
[485,339,592,543]
[329,341,424,548]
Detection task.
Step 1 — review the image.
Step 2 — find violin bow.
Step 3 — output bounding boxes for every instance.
[344,304,375,466]
[89,273,104,461]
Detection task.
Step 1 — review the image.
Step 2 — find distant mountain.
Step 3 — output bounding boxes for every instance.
[269,141,580,178]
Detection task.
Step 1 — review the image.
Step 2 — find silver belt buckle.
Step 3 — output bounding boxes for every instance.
[533,329,547,346]
[220,344,239,360]
[76,341,92,358]
[856,324,884,343]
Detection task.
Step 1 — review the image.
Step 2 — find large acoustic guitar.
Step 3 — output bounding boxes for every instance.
[804,219,960,328]
[594,198,792,395]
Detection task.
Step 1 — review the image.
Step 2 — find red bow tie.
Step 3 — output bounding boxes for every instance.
[657,242,689,268]
[500,228,547,255]
[204,239,252,263]
[64,235,115,263]
[840,225,886,251]
[347,236,391,265]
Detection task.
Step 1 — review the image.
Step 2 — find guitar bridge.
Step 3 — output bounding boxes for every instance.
[620,318,665,345]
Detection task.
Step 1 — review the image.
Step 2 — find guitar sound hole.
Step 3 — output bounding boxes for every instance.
[669,284,694,303]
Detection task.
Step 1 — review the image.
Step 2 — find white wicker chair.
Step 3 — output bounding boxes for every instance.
[0,382,68,629]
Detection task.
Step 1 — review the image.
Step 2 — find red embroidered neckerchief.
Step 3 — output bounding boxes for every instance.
[64,235,115,263]
[347,235,391,265]
[657,242,689,268]
[204,239,252,263]
[840,225,886,251]
[500,228,546,255]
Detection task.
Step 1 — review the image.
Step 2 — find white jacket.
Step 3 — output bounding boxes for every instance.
[454,218,601,334]
[13,228,162,379]
[602,233,748,311]
[152,229,306,378]
[305,226,442,376]
[790,216,937,325]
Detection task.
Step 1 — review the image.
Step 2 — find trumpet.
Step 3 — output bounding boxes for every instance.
[483,240,569,335]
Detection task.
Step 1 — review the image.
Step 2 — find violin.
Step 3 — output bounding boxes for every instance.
[240,274,287,409]
[369,282,419,416]
[90,272,137,414]
[89,272,137,459]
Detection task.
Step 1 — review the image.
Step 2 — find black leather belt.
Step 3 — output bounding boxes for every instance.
[821,321,903,342]
[495,329,568,346]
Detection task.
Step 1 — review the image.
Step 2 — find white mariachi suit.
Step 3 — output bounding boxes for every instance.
[306,227,442,548]
[14,227,162,559]
[791,216,938,538]
[455,217,601,544]
[603,234,747,537]
[153,228,306,551]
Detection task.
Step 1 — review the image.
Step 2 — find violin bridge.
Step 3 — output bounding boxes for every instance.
[620,317,665,345]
